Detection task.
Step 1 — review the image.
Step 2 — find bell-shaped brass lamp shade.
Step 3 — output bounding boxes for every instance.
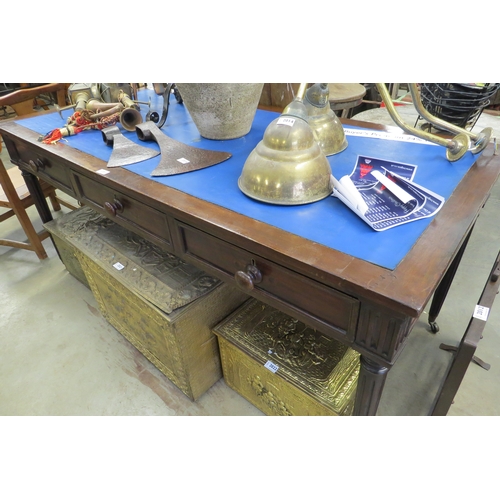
[238,89,333,205]
[303,83,348,156]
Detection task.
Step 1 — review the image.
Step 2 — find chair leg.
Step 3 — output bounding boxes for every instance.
[1,159,48,260]
[56,197,79,211]
[48,190,62,211]
[7,201,48,259]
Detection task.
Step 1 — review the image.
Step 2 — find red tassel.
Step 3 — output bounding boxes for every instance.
[40,128,64,144]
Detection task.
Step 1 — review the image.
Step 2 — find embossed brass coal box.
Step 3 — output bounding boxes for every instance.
[213,299,360,416]
[47,228,90,288]
[45,207,247,401]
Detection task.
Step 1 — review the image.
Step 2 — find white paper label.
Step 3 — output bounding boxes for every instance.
[277,117,296,127]
[344,127,438,146]
[96,169,110,175]
[113,262,125,271]
[264,360,279,373]
[473,305,490,321]
[177,157,190,164]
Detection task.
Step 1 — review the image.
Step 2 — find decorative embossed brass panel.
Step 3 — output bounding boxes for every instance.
[213,299,360,416]
[45,207,248,401]
[48,233,90,288]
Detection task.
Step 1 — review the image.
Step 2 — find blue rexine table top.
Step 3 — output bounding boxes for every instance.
[16,89,481,270]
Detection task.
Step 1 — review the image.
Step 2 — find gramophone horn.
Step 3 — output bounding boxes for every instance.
[238,83,333,205]
[120,107,143,131]
[408,83,492,154]
[303,83,348,155]
[376,83,470,162]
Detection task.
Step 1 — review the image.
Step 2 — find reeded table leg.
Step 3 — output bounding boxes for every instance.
[428,230,472,333]
[353,356,389,416]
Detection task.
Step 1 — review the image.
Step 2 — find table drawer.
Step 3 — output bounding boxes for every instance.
[72,172,172,249]
[176,221,359,341]
[16,146,76,194]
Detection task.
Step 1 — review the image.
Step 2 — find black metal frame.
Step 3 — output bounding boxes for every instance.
[430,249,500,416]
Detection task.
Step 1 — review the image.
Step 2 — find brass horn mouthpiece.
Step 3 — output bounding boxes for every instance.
[118,89,139,110]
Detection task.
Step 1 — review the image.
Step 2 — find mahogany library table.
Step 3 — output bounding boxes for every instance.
[1,90,499,415]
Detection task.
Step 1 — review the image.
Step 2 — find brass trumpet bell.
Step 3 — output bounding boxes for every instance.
[303,83,348,156]
[120,106,143,131]
[238,88,333,205]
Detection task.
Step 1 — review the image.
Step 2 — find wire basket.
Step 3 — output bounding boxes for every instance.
[420,83,500,131]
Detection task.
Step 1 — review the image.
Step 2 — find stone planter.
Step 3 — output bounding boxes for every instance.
[176,83,264,140]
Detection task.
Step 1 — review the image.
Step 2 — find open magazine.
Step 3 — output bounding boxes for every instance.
[332,156,444,231]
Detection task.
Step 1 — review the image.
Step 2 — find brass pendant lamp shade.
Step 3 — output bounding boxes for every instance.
[303,83,348,156]
[238,84,333,205]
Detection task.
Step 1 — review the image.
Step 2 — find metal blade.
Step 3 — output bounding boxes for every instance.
[102,126,160,168]
[135,121,232,177]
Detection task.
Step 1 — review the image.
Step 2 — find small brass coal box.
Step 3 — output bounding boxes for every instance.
[213,299,360,415]
[44,207,247,401]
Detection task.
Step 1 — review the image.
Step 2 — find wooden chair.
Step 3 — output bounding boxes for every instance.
[0,83,69,154]
[0,83,67,116]
[430,249,500,415]
[0,83,78,259]
[0,158,64,259]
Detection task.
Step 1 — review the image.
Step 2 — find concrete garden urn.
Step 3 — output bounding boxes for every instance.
[175,83,264,140]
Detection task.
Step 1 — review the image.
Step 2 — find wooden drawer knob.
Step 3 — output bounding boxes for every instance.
[104,199,124,216]
[234,264,262,291]
[28,158,45,171]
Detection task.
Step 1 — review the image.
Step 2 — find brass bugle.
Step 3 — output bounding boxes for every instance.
[87,99,125,120]
[117,89,143,131]
[408,83,493,154]
[89,91,144,131]
[376,83,470,162]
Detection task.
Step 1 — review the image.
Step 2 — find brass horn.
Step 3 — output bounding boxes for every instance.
[238,83,333,205]
[408,83,492,154]
[120,107,143,131]
[376,83,471,161]
[86,98,124,120]
[117,89,143,131]
[84,89,142,131]
[303,83,348,155]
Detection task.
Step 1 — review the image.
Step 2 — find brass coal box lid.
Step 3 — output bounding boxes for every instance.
[45,206,221,313]
[213,299,360,415]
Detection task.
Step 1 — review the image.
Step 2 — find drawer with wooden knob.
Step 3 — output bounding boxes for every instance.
[175,221,360,342]
[19,153,76,194]
[71,171,173,250]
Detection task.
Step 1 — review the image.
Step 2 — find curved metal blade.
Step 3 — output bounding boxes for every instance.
[103,126,160,168]
[135,121,232,177]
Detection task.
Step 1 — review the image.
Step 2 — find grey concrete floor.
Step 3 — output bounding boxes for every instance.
[1,100,499,417]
